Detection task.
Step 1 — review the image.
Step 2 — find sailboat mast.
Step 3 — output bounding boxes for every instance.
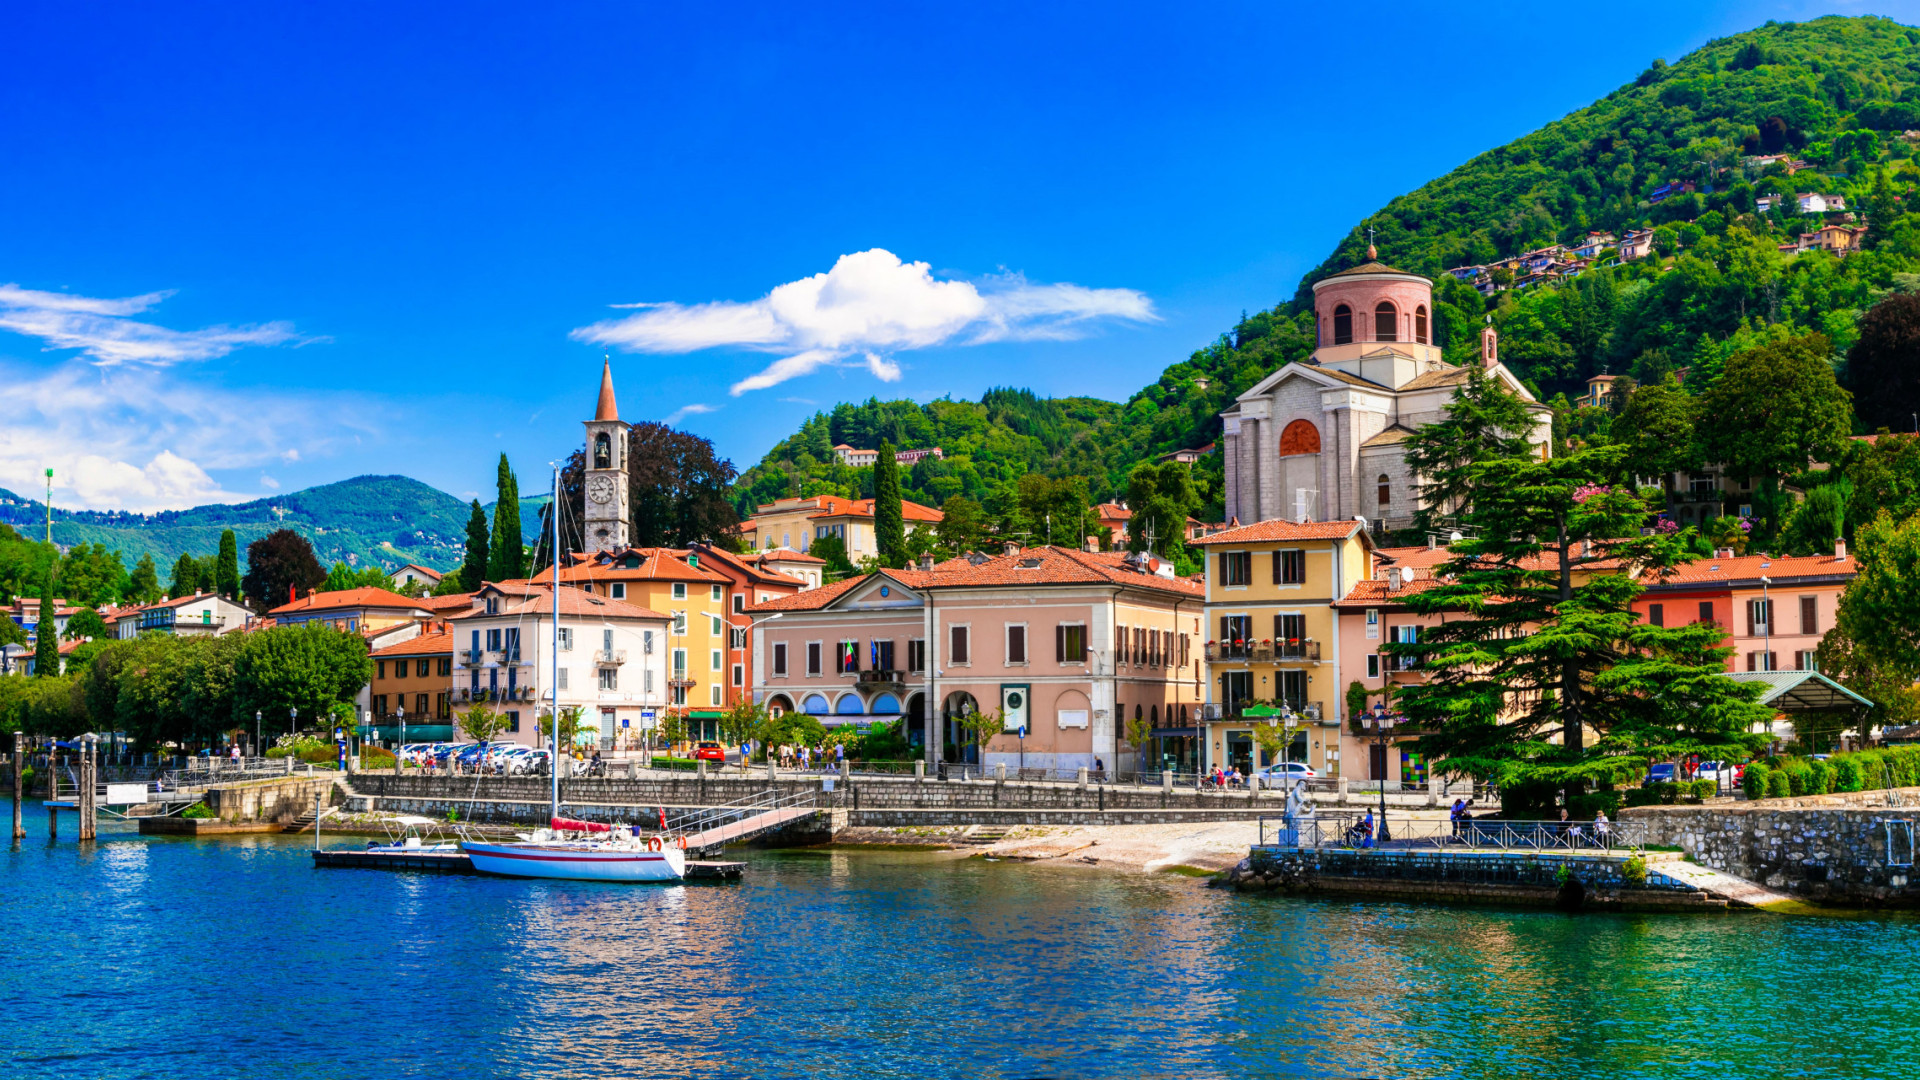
[551,462,562,826]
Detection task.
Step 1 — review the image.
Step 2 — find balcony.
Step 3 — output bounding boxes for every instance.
[1204,640,1318,662]
[668,676,696,689]
[595,649,627,666]
[1274,640,1320,662]
[462,649,485,664]
[1385,653,1422,673]
[857,668,905,687]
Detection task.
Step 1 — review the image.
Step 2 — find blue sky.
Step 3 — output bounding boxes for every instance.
[0,1,1909,511]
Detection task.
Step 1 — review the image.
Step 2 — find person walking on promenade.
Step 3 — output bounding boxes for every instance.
[1594,809,1611,850]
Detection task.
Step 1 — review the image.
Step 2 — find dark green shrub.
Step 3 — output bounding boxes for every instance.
[1623,787,1658,808]
[1767,770,1792,799]
[1571,790,1624,817]
[181,802,213,819]
[1808,759,1833,795]
[1744,762,1771,800]
[1688,779,1717,801]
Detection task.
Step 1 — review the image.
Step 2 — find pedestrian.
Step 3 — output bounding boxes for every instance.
[1359,808,1375,848]
[1594,809,1611,849]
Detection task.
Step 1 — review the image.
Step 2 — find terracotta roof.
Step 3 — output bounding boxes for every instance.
[1648,553,1856,588]
[1359,424,1419,448]
[371,631,453,658]
[559,548,730,585]
[748,545,1203,612]
[269,587,428,616]
[451,584,668,621]
[398,563,444,580]
[418,593,477,613]
[1335,577,1445,606]
[1318,260,1426,282]
[805,496,944,523]
[1373,545,1455,569]
[1095,502,1133,521]
[1188,519,1367,546]
[757,547,826,565]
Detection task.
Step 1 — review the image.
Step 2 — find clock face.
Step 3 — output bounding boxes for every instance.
[587,475,616,504]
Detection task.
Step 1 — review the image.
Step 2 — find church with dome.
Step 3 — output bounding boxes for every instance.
[1219,250,1553,532]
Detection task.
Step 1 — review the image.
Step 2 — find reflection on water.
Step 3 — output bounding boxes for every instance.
[5,804,1920,1080]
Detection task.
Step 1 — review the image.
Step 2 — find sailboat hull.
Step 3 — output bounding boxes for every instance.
[463,841,687,882]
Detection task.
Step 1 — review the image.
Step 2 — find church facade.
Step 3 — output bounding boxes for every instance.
[1220,257,1553,531]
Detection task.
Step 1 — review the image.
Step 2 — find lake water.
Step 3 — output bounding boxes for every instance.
[6,802,1917,1080]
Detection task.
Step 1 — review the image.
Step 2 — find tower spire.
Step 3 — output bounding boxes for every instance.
[1366,226,1377,261]
[594,351,620,422]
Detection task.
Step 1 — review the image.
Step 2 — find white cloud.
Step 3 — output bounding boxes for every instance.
[259,474,280,490]
[0,362,376,512]
[662,403,718,425]
[0,282,318,366]
[281,448,301,463]
[570,249,1155,396]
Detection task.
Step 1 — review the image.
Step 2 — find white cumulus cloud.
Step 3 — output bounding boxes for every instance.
[570,249,1154,396]
[661,403,718,425]
[0,283,318,366]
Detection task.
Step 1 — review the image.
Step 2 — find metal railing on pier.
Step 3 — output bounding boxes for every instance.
[1258,814,1647,852]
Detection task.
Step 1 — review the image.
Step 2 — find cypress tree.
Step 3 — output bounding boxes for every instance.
[874,441,905,568]
[169,552,200,598]
[33,575,58,677]
[216,529,241,599]
[489,454,525,582]
[461,500,490,590]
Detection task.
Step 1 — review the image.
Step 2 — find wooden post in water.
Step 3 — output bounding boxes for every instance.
[47,752,58,839]
[11,732,23,841]
[78,739,96,842]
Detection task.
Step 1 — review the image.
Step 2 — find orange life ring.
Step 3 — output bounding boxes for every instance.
[647,836,663,852]
[677,836,687,850]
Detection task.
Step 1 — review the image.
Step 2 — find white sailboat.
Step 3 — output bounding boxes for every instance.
[460,463,688,884]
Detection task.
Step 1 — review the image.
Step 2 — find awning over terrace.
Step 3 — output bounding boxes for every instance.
[1723,670,1872,712]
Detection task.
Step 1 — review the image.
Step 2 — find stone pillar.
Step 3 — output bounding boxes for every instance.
[1077,766,1088,790]
[1161,771,1172,793]
[914,760,925,781]
[994,762,1006,781]
[1336,775,1350,806]
[1427,772,1446,807]
[697,760,708,781]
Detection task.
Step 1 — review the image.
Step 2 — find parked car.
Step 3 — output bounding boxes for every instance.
[693,741,727,762]
[1646,763,1677,784]
[511,749,551,775]
[1258,762,1318,786]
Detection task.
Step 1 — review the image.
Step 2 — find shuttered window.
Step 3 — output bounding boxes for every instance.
[1800,596,1818,635]
[1056,624,1087,664]
[951,625,970,664]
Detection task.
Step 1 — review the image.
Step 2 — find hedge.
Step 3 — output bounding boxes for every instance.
[1744,746,1920,801]
[1745,762,1771,800]
[1766,769,1791,799]
[1624,780,1720,806]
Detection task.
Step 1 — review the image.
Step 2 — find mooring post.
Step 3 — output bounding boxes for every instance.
[11,731,23,841]
[47,753,59,839]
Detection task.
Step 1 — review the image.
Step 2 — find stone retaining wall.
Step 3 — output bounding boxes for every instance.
[1219,850,1727,912]
[1623,803,1920,905]
[205,776,338,824]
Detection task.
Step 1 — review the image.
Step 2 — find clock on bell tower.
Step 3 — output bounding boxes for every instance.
[583,358,630,554]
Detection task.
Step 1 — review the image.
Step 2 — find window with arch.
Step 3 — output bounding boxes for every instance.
[1150,704,1159,725]
[1374,301,1398,342]
[1414,304,1428,344]
[593,432,612,469]
[1332,304,1352,345]
[1278,419,1321,456]
[1377,474,1391,506]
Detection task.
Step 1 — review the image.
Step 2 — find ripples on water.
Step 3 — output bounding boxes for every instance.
[5,806,1917,1080]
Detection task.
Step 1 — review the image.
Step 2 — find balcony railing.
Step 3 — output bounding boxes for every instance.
[668,676,696,689]
[461,649,485,664]
[1205,641,1318,662]
[857,668,905,685]
[595,649,626,666]
[1385,654,1421,673]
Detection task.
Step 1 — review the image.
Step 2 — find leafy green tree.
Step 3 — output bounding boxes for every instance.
[873,442,906,568]
[1015,473,1090,548]
[1847,292,1920,431]
[0,618,25,650]
[934,495,988,555]
[457,705,510,745]
[32,576,59,677]
[537,704,595,750]
[216,529,241,599]
[489,454,525,582]
[1125,463,1196,558]
[1779,484,1847,556]
[57,543,127,606]
[231,623,373,729]
[1834,509,1920,681]
[323,561,392,592]
[1124,712,1152,776]
[808,534,856,580]
[1610,376,1697,495]
[1395,447,1774,812]
[460,500,490,590]
[63,608,109,641]
[126,554,162,605]
[240,529,324,615]
[1696,334,1852,539]
[1403,367,1538,532]
[168,553,201,598]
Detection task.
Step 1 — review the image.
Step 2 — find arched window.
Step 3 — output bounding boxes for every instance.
[1151,704,1159,725]
[1332,304,1353,345]
[593,432,612,469]
[1374,301,1398,342]
[1279,419,1321,456]
[1377,475,1392,506]
[1414,304,1429,344]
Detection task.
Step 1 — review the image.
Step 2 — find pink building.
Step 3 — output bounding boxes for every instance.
[748,545,1204,774]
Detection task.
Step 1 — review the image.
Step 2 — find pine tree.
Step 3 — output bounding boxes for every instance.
[1402,366,1537,535]
[33,575,59,677]
[126,554,162,604]
[216,529,241,599]
[489,454,525,581]
[873,441,906,568]
[1393,446,1774,814]
[169,553,200,598]
[460,500,490,590]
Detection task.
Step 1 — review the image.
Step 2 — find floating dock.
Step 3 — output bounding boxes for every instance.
[311,848,744,881]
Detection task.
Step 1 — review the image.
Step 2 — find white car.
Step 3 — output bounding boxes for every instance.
[1258,762,1318,786]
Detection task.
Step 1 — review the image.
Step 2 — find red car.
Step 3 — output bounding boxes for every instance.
[693,741,727,762]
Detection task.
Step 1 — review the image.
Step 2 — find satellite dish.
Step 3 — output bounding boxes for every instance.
[1449,531,1463,542]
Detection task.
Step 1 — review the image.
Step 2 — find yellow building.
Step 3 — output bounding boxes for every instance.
[557,547,736,715]
[1190,519,1375,779]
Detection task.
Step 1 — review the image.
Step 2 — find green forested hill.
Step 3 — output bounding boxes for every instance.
[740,15,1920,528]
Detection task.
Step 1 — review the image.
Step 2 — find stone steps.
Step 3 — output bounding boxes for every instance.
[960,826,1014,846]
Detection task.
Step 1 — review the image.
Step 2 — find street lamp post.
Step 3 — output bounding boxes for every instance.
[396,704,405,764]
[254,710,262,759]
[290,707,298,740]
[1368,703,1397,843]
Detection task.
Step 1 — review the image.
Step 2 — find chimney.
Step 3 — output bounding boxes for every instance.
[1002,541,1020,556]
[1388,568,1404,592]
[918,553,935,572]
[1083,537,1098,553]
[1836,538,1848,560]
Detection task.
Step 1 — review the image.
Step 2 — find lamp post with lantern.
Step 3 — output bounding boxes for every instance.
[1367,703,1397,843]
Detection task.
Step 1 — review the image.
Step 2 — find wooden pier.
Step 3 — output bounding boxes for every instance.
[311,847,745,881]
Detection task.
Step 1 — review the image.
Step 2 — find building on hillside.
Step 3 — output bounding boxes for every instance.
[1632,547,1856,675]
[270,587,434,633]
[1784,223,1868,255]
[1158,442,1215,465]
[1191,518,1375,780]
[1573,374,1622,409]
[449,581,671,751]
[1659,465,1764,529]
[392,564,443,591]
[831,444,944,467]
[741,495,944,560]
[1094,502,1132,544]
[555,547,737,714]
[1570,231,1618,258]
[1617,229,1656,261]
[1648,180,1696,204]
[748,545,1205,775]
[111,594,253,639]
[754,548,826,590]
[1219,252,1552,533]
[1757,192,1847,214]
[369,628,455,739]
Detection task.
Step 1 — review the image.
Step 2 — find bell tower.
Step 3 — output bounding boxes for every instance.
[583,357,630,554]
